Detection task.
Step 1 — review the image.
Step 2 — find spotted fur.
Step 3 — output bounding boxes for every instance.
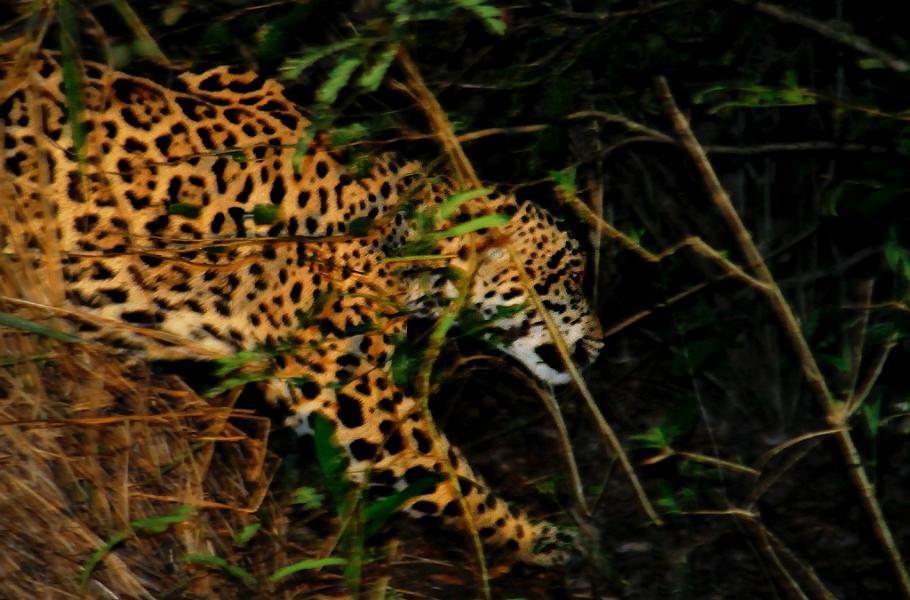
[0,41,602,565]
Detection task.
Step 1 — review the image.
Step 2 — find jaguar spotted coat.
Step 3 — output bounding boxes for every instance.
[0,41,603,565]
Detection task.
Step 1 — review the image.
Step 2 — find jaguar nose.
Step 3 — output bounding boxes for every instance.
[571,343,589,365]
[572,336,603,367]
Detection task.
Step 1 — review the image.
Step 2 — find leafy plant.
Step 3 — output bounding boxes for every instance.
[309,413,442,594]
[79,506,197,591]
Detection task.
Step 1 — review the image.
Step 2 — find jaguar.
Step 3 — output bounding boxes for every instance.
[0,40,603,566]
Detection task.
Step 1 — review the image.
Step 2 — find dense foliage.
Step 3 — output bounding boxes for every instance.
[2,1,910,598]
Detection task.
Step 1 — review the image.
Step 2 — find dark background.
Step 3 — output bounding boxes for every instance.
[4,1,910,597]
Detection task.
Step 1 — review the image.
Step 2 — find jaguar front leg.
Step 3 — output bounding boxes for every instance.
[271,344,573,567]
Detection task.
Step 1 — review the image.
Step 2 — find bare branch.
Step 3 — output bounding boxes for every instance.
[741,1,910,73]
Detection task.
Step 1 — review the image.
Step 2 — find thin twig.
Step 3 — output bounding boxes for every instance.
[705,142,886,154]
[754,428,843,473]
[396,46,491,598]
[740,0,909,73]
[396,46,662,530]
[566,110,675,143]
[846,281,874,398]
[846,335,898,418]
[656,75,910,598]
[758,525,840,600]
[753,522,811,600]
[560,191,769,290]
[504,242,663,527]
[533,382,590,517]
[674,450,759,476]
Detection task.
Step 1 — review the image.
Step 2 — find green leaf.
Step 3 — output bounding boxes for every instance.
[341,321,379,336]
[428,213,510,240]
[329,122,370,146]
[390,337,423,386]
[78,530,130,590]
[200,22,231,52]
[233,522,261,547]
[316,54,364,105]
[213,350,272,378]
[0,312,81,343]
[660,396,697,444]
[79,506,196,591]
[858,57,885,70]
[453,0,506,35]
[357,43,399,92]
[228,149,248,163]
[207,371,273,397]
[347,216,375,237]
[782,69,799,88]
[549,166,577,197]
[391,240,438,258]
[184,554,256,588]
[312,413,353,510]
[819,350,850,374]
[884,225,906,272]
[456,303,526,339]
[625,225,645,244]
[0,353,53,367]
[58,0,86,164]
[207,351,273,397]
[130,505,196,534]
[269,557,347,582]
[495,303,526,319]
[629,426,668,449]
[256,5,317,62]
[696,82,817,114]
[161,4,186,26]
[382,253,444,264]
[252,203,280,225]
[279,38,361,80]
[167,202,201,218]
[654,480,680,514]
[363,475,444,538]
[437,188,493,221]
[863,393,882,439]
[290,486,324,509]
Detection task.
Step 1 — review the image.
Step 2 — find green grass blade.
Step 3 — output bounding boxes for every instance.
[269,557,347,582]
[316,53,364,105]
[363,475,444,538]
[233,522,261,547]
[436,187,493,221]
[280,38,361,81]
[109,0,171,64]
[130,505,195,534]
[77,530,130,590]
[312,413,353,510]
[453,0,507,35]
[357,43,399,92]
[183,554,257,588]
[0,312,81,343]
[57,0,86,165]
[429,213,510,240]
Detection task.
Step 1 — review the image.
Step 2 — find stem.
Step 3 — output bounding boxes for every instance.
[656,75,910,598]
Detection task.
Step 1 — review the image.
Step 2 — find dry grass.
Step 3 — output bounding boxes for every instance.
[0,197,327,597]
[0,336,285,598]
